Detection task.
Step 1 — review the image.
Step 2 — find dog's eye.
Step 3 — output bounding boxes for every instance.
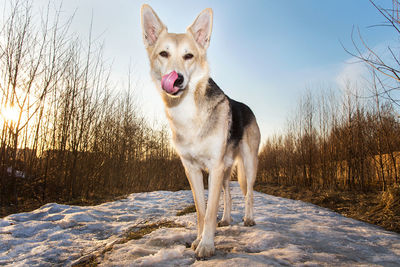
[183,53,194,60]
[159,51,169,58]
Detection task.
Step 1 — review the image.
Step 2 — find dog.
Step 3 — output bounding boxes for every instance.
[140,5,260,258]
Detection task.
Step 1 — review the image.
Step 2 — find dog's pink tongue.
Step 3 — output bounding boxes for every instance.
[161,71,179,94]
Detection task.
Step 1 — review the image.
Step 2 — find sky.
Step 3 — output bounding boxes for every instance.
[9,0,397,142]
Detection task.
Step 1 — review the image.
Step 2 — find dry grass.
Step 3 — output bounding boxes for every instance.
[123,221,185,241]
[176,205,196,216]
[254,182,400,234]
[72,255,98,267]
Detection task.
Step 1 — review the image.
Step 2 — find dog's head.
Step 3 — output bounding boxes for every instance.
[141,5,213,98]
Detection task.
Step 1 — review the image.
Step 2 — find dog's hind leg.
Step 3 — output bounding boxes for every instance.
[236,155,247,197]
[239,142,258,227]
[181,159,205,250]
[218,167,232,227]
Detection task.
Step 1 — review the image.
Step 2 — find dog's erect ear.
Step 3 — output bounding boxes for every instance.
[187,8,213,49]
[141,4,166,47]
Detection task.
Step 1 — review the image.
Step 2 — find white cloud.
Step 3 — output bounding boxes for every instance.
[335,57,370,90]
[335,41,399,91]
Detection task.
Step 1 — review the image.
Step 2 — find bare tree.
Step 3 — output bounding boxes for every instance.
[0,1,72,207]
[0,1,189,216]
[345,0,400,107]
[257,84,399,192]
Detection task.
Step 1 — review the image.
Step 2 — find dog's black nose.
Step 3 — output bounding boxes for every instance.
[174,73,184,87]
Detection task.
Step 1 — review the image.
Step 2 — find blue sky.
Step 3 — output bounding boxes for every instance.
[27,0,397,142]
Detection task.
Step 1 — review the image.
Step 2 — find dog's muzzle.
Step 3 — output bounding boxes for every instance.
[161,71,185,96]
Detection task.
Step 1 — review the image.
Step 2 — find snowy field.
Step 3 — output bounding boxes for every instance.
[1,182,400,266]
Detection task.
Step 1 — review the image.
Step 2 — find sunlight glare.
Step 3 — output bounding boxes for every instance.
[1,105,19,124]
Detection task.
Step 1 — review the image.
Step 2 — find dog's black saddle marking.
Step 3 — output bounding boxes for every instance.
[228,97,254,146]
[206,78,255,146]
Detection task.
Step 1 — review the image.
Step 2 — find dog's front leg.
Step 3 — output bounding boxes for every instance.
[195,163,224,258]
[181,159,205,250]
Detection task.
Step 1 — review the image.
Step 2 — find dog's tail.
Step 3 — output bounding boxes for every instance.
[236,156,247,196]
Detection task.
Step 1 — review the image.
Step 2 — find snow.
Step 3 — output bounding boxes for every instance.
[6,167,26,178]
[1,182,399,266]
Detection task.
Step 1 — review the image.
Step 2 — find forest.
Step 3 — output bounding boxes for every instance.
[257,87,400,191]
[0,1,187,216]
[258,0,400,192]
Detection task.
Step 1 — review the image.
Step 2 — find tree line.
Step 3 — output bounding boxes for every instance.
[0,1,187,213]
[258,0,400,192]
[257,87,400,191]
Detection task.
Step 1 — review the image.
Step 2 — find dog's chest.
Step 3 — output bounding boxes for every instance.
[166,96,223,168]
[167,94,199,134]
[174,133,222,169]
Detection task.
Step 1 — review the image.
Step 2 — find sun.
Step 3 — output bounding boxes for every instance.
[1,105,19,124]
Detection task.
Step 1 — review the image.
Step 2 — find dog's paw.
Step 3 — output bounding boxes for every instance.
[217,220,230,227]
[191,238,201,250]
[195,240,215,259]
[244,218,256,226]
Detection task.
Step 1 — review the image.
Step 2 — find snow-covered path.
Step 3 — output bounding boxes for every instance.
[1,182,400,266]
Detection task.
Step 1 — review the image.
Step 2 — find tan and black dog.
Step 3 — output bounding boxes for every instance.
[141,5,260,258]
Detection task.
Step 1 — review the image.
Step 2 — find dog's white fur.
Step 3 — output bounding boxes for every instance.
[141,5,260,258]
